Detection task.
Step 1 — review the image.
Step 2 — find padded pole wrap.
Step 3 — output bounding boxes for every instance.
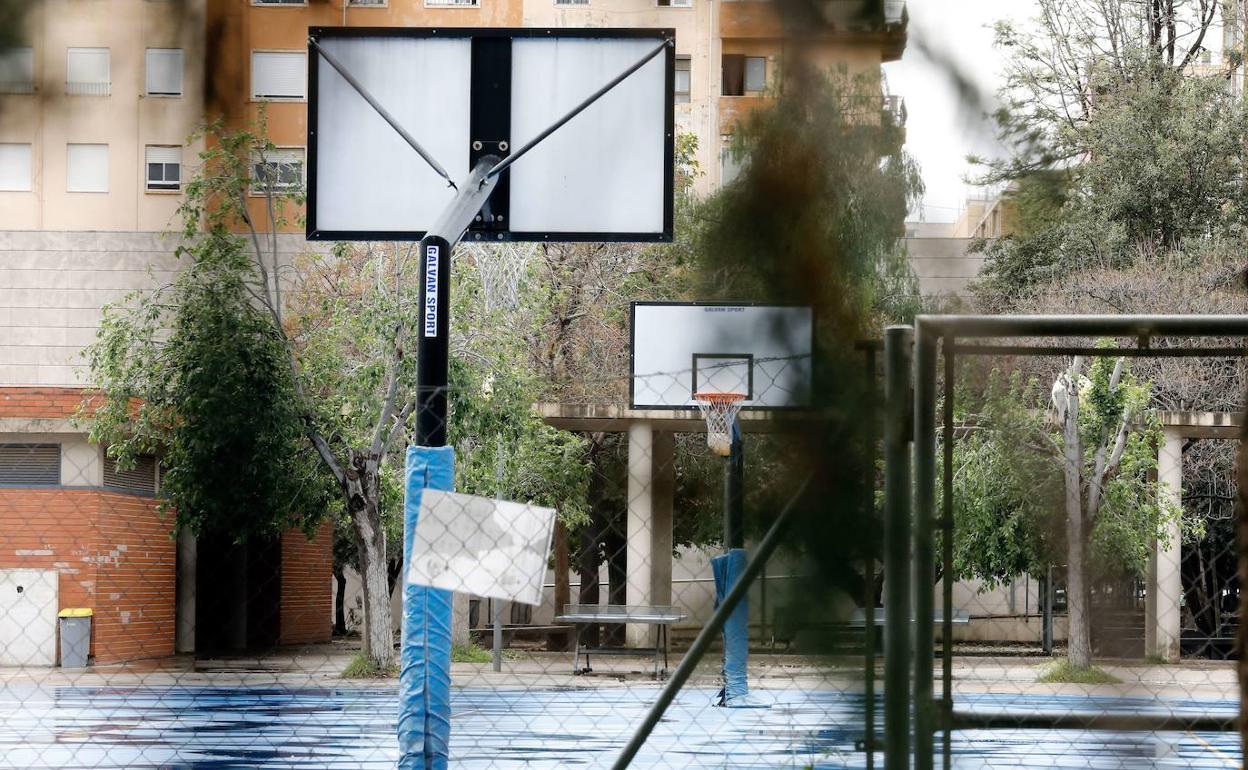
[399,445,456,770]
[712,548,749,705]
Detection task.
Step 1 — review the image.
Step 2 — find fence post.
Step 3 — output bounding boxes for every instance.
[913,322,938,770]
[883,325,913,769]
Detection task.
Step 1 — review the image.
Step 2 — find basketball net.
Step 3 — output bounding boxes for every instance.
[469,243,531,311]
[695,392,745,457]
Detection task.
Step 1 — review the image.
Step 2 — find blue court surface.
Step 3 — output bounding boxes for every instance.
[0,684,1239,768]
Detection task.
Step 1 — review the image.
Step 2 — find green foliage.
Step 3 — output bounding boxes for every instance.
[949,353,1174,588]
[341,650,399,678]
[450,642,493,664]
[1036,660,1121,685]
[86,123,335,541]
[975,13,1248,309]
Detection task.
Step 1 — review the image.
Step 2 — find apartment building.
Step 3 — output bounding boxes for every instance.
[0,0,905,662]
[0,0,330,666]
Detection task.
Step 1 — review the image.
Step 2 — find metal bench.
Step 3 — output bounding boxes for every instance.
[554,604,687,679]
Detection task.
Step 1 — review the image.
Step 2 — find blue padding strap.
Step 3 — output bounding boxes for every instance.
[712,548,750,705]
[398,445,456,770]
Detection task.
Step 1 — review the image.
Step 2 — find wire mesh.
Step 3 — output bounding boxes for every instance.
[0,355,868,770]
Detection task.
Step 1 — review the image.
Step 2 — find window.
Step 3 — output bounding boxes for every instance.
[720,142,745,186]
[251,51,306,100]
[0,143,31,191]
[145,48,183,96]
[675,56,691,104]
[0,444,59,486]
[744,56,766,92]
[0,47,34,94]
[145,145,181,191]
[104,454,157,494]
[424,0,481,6]
[349,0,386,4]
[555,0,590,5]
[657,0,692,6]
[254,0,305,4]
[66,47,110,96]
[67,143,108,193]
[251,147,304,192]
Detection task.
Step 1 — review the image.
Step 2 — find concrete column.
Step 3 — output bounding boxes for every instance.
[626,421,654,648]
[1155,428,1183,662]
[175,528,196,654]
[650,431,675,611]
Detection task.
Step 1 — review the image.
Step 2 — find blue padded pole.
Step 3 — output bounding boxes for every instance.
[398,445,456,770]
[712,549,750,705]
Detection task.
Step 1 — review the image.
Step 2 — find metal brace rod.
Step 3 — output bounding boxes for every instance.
[484,36,672,184]
[309,36,457,190]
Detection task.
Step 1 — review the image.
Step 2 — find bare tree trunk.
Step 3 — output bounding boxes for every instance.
[333,565,348,637]
[346,448,395,668]
[1062,374,1093,670]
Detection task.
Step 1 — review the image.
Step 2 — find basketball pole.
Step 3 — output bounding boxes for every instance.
[724,421,745,549]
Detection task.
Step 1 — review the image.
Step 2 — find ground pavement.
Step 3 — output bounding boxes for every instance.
[0,647,1239,768]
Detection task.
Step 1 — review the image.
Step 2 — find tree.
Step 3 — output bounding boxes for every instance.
[950,355,1172,670]
[91,121,591,669]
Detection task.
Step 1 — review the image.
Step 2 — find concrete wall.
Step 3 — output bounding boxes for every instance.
[0,231,310,388]
[904,236,983,301]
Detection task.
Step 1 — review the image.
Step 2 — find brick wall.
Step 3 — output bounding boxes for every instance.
[279,523,333,646]
[0,487,175,664]
[93,492,176,663]
[0,387,101,420]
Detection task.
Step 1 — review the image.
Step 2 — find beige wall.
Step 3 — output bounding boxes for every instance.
[0,0,205,232]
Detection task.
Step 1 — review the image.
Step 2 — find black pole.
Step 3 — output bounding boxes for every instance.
[882,325,913,769]
[415,234,452,447]
[724,422,745,549]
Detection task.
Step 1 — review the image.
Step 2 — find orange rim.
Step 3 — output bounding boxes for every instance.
[694,392,746,404]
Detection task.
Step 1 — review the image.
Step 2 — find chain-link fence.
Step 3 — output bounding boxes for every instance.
[0,353,874,770]
[891,316,1246,770]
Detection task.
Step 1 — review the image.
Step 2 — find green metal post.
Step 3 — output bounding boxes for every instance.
[913,324,938,770]
[883,326,913,768]
[941,335,955,770]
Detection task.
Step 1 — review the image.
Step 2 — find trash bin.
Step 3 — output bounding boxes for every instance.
[58,608,92,668]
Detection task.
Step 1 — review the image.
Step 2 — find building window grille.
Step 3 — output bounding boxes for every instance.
[0,444,60,486]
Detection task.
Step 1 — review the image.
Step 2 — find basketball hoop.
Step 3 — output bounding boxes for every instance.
[695,392,745,457]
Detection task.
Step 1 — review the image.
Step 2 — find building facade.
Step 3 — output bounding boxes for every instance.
[0,0,905,661]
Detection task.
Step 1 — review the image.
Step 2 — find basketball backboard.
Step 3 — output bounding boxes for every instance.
[630,302,814,410]
[307,27,674,243]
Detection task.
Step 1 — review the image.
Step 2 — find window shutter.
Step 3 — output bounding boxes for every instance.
[251,51,307,99]
[66,47,110,91]
[104,454,157,494]
[67,143,109,193]
[0,47,34,93]
[0,143,31,191]
[0,444,60,485]
[145,48,183,96]
[145,145,181,165]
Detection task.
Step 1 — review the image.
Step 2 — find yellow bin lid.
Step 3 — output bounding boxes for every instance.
[58,608,93,618]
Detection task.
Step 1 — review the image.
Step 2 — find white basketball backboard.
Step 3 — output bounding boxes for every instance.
[630,302,814,410]
[307,28,674,243]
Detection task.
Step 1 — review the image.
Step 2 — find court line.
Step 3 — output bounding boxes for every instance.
[1185,730,1241,769]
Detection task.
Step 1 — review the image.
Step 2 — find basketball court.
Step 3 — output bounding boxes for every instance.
[0,680,1238,769]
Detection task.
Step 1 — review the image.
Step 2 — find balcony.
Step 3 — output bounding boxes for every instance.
[66,81,111,97]
[719,94,768,130]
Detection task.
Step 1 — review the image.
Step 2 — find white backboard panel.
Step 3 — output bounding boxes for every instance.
[509,38,667,236]
[307,28,673,242]
[631,303,814,409]
[311,37,472,235]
